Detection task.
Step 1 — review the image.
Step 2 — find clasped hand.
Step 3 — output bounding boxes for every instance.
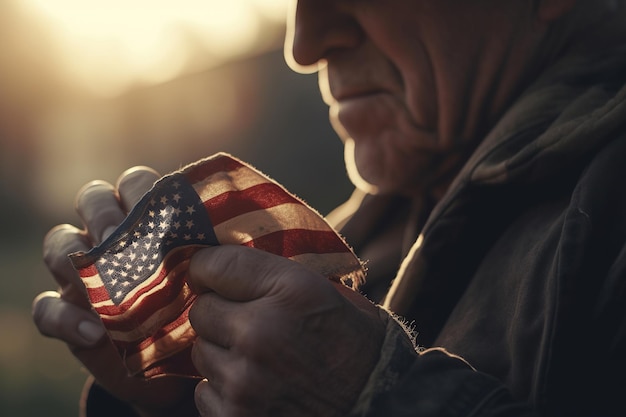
[32,166,385,417]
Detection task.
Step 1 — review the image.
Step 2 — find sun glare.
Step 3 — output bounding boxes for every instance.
[19,0,288,97]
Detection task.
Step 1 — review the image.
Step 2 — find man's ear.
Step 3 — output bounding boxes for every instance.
[536,0,576,21]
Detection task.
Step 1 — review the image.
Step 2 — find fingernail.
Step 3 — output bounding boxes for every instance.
[78,320,106,344]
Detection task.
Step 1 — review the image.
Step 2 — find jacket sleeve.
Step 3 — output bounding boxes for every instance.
[80,376,140,417]
[349,313,538,417]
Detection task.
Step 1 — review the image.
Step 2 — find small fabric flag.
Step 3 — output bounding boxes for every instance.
[69,153,364,379]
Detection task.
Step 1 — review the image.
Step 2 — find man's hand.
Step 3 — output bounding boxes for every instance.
[188,245,386,417]
[31,167,198,417]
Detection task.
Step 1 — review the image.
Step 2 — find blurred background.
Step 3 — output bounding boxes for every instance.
[0,1,353,415]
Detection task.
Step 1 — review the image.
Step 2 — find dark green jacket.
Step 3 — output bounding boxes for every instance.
[342,45,626,416]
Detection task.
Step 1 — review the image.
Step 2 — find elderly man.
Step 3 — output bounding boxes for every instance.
[33,0,626,416]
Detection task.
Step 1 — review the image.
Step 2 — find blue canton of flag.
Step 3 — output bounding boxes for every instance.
[95,173,219,305]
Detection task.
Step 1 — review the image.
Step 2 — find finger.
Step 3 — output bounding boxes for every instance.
[43,224,93,308]
[188,245,323,301]
[32,291,106,347]
[75,180,126,244]
[189,292,243,348]
[116,166,160,212]
[194,346,267,415]
[195,379,223,417]
[192,338,233,394]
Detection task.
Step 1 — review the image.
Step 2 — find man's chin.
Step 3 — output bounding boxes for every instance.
[344,139,379,195]
[344,140,416,196]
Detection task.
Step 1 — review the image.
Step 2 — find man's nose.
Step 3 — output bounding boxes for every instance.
[285,0,362,73]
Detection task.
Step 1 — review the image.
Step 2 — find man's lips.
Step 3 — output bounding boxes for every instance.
[332,91,395,136]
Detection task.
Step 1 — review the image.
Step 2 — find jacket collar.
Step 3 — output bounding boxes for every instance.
[384,45,626,319]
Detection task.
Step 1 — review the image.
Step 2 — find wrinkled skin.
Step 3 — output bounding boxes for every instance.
[188,246,384,416]
[287,0,571,196]
[32,167,385,417]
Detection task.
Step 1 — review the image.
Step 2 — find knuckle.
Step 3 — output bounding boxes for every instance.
[75,182,123,219]
[31,293,60,336]
[75,180,115,207]
[235,325,268,359]
[42,225,87,275]
[116,166,160,190]
[235,327,256,351]
[43,224,80,253]
[73,181,126,242]
[44,223,78,242]
[214,246,247,279]
[116,167,160,210]
[188,293,212,328]
[188,247,223,289]
[118,165,160,179]
[43,244,70,273]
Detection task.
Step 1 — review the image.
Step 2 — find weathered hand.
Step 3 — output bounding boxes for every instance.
[188,245,385,417]
[32,167,198,417]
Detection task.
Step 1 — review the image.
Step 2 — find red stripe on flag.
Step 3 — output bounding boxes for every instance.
[242,229,351,257]
[86,285,114,304]
[183,155,244,184]
[99,281,193,332]
[78,264,98,278]
[204,183,302,225]
[141,345,198,379]
[113,304,192,356]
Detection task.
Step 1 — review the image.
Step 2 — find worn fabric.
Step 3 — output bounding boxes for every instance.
[343,45,626,416]
[70,152,364,379]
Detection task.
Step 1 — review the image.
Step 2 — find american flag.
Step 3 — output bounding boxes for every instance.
[70,153,364,378]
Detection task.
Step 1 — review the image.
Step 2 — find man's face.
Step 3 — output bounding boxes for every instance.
[286,0,545,195]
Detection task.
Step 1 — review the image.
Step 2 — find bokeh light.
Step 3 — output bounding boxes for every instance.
[18,0,288,96]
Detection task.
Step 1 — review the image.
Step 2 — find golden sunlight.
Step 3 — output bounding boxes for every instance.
[18,0,288,97]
